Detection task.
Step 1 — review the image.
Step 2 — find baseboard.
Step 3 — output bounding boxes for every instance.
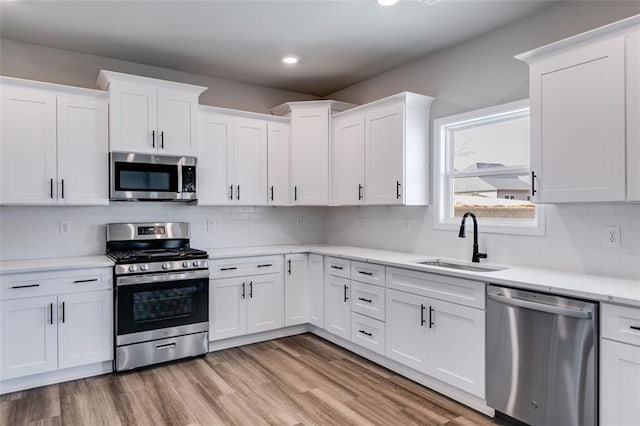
[208,324,311,352]
[0,361,113,395]
[308,326,495,417]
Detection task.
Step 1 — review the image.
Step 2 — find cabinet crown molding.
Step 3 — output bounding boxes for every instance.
[270,99,356,117]
[96,70,207,95]
[332,92,434,119]
[0,76,107,98]
[199,105,289,123]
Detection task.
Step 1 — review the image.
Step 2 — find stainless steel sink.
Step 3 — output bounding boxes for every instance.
[414,259,506,272]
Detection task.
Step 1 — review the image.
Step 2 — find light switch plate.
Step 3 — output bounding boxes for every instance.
[59,220,72,235]
[603,225,621,248]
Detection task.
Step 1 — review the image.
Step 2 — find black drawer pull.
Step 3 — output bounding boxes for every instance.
[531,171,537,196]
[396,180,402,199]
[331,265,343,270]
[270,186,274,201]
[429,306,435,328]
[61,301,65,323]
[229,184,233,200]
[358,329,372,337]
[11,284,40,289]
[420,304,426,326]
[631,325,640,331]
[49,303,53,325]
[344,285,349,302]
[73,279,98,284]
[242,282,246,299]
[358,297,372,303]
[257,264,272,268]
[288,259,292,275]
[249,281,253,298]
[359,271,373,276]
[220,267,238,271]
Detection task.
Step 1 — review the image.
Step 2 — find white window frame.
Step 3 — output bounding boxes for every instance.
[433,99,545,236]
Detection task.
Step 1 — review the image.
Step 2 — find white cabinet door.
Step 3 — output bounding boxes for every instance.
[58,291,112,369]
[267,121,290,206]
[333,113,365,205]
[108,83,157,154]
[210,277,247,341]
[0,296,57,380]
[385,289,428,373]
[290,107,329,205]
[157,89,198,156]
[324,275,351,340]
[56,95,109,206]
[1,86,57,205]
[530,36,626,202]
[627,31,640,202]
[246,273,284,334]
[285,254,308,326]
[365,103,405,205]
[426,299,485,398]
[233,118,267,206]
[601,339,640,426]
[308,254,324,328]
[198,112,234,205]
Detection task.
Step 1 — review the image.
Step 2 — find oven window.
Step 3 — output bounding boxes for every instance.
[114,162,178,192]
[133,287,195,323]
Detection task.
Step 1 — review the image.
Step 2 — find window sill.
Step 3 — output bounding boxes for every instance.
[433,208,546,237]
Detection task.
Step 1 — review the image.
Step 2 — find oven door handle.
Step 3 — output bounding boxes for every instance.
[116,270,210,286]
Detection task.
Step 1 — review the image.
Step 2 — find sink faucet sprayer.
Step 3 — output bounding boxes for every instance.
[458,212,487,263]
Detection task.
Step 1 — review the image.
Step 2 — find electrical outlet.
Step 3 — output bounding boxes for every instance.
[59,220,72,235]
[358,217,365,228]
[296,216,303,229]
[404,220,411,232]
[206,218,216,232]
[603,225,621,248]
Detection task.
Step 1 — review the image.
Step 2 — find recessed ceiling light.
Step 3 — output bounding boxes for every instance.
[377,0,398,6]
[282,55,300,65]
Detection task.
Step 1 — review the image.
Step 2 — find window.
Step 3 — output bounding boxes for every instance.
[434,100,544,235]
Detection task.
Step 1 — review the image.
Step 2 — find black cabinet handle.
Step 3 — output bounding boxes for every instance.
[242,282,246,299]
[358,330,372,337]
[160,131,164,149]
[294,186,298,201]
[229,185,234,200]
[358,271,373,276]
[50,178,54,199]
[330,265,343,270]
[429,306,434,328]
[420,304,426,326]
[61,301,65,323]
[49,303,53,325]
[220,267,237,271]
[396,180,402,199]
[358,297,372,303]
[358,184,363,201]
[152,130,156,148]
[249,281,253,298]
[531,171,537,196]
[257,264,272,268]
[288,259,292,275]
[61,179,64,199]
[270,186,274,201]
[73,278,98,284]
[11,284,40,289]
[236,185,240,201]
[344,285,349,302]
[631,325,640,331]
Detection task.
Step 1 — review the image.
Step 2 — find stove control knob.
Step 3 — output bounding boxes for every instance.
[193,260,200,268]
[183,261,190,268]
[140,264,150,271]
[128,264,138,272]
[162,263,171,270]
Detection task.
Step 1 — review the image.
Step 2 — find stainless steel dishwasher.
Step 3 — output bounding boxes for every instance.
[486,285,597,426]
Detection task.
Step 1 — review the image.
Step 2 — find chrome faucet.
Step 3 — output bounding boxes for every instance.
[458,212,487,263]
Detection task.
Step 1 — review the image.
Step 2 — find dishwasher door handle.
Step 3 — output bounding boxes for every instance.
[488,292,593,319]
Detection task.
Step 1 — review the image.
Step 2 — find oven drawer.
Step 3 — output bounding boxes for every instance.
[602,303,640,346]
[0,268,111,300]
[116,331,208,371]
[325,257,350,278]
[351,261,385,286]
[210,256,283,279]
[351,312,386,356]
[351,280,386,321]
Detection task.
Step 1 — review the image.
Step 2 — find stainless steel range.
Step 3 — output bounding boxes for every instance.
[107,222,209,372]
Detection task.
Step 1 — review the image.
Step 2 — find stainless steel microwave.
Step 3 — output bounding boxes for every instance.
[110,152,197,201]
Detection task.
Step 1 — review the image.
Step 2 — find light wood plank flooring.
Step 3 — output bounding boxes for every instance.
[0,333,506,425]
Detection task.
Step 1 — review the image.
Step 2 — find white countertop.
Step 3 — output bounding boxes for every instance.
[0,255,114,274]
[207,244,640,308]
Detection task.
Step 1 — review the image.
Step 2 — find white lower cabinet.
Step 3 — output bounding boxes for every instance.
[324,275,351,340]
[601,339,640,425]
[308,254,324,328]
[284,254,309,326]
[247,274,284,334]
[351,312,385,356]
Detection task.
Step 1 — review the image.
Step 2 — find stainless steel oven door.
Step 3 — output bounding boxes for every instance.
[115,270,209,345]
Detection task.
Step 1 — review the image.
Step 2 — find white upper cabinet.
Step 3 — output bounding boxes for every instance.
[333,112,365,205]
[233,118,267,205]
[199,112,234,205]
[97,70,206,156]
[516,17,639,203]
[0,78,108,206]
[267,121,290,206]
[331,93,433,206]
[627,30,640,202]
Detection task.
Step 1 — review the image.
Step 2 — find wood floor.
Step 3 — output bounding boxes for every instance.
[0,333,507,426]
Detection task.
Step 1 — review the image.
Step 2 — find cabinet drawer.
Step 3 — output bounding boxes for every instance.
[351,281,385,321]
[1,268,111,300]
[325,257,350,278]
[351,312,386,356]
[351,261,385,286]
[602,303,640,346]
[210,256,282,279]
[386,267,485,309]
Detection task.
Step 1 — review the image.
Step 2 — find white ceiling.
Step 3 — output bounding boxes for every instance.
[0,0,553,96]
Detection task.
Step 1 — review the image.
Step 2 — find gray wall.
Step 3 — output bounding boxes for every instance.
[0,39,318,113]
